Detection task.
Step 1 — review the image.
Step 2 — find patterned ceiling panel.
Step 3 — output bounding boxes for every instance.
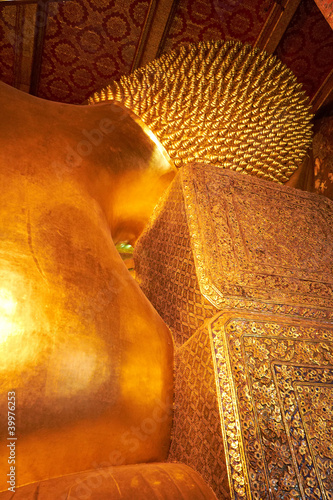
[0,5,17,87]
[161,0,274,53]
[275,0,333,100]
[37,0,151,104]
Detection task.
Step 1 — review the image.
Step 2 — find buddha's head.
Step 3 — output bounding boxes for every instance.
[90,40,313,185]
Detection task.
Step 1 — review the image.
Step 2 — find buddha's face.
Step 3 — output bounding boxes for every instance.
[111,169,176,245]
[63,99,177,244]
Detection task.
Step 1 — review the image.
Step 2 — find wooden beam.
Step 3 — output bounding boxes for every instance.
[132,0,178,70]
[131,0,158,72]
[310,69,333,114]
[29,0,70,95]
[0,0,57,4]
[13,2,36,92]
[1,0,68,94]
[13,3,25,87]
[255,0,301,54]
[29,0,49,94]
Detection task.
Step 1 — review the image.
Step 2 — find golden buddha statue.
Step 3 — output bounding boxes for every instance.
[0,82,176,489]
[0,40,314,498]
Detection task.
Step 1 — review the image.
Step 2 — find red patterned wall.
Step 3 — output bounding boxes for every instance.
[275,0,333,100]
[1,0,332,106]
[0,5,16,86]
[162,0,274,53]
[37,0,151,104]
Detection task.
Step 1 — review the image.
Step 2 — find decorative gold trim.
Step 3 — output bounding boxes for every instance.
[181,163,333,320]
[209,312,333,499]
[209,313,251,499]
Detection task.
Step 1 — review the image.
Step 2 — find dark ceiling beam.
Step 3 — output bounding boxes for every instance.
[5,2,37,92]
[29,0,69,95]
[29,0,70,96]
[255,0,301,53]
[1,0,68,95]
[0,0,42,4]
[310,69,333,114]
[131,0,177,70]
[131,0,158,72]
[13,3,27,89]
[29,0,49,95]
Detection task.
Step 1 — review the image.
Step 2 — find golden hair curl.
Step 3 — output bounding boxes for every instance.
[89,40,313,183]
